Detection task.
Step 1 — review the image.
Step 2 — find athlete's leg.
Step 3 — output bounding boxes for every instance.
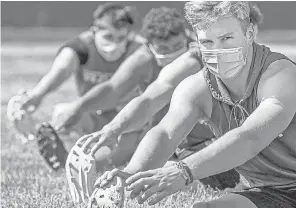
[191,193,257,208]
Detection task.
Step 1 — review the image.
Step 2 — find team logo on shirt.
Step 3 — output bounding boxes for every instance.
[83,69,113,84]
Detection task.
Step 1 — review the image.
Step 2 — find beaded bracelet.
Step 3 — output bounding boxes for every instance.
[174,161,194,186]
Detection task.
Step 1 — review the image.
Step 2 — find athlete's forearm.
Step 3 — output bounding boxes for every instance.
[104,83,175,135]
[31,62,73,99]
[74,82,120,113]
[183,127,261,180]
[123,126,179,174]
[105,96,155,135]
[31,49,78,99]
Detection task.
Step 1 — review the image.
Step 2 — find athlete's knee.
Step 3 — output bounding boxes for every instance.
[191,199,230,208]
[192,194,257,208]
[94,145,112,159]
[191,201,211,208]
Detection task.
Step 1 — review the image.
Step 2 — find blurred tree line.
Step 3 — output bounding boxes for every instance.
[1,1,296,30]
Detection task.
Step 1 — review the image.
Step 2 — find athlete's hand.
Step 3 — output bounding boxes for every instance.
[75,126,121,156]
[52,102,82,131]
[19,90,40,113]
[125,164,186,206]
[94,168,132,189]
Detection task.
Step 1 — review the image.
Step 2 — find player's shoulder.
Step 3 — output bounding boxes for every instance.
[60,30,92,54]
[128,32,147,44]
[262,57,296,82]
[125,32,147,55]
[173,70,212,116]
[56,30,92,65]
[258,56,296,103]
[129,43,154,61]
[174,71,208,100]
[77,29,94,45]
[157,51,202,84]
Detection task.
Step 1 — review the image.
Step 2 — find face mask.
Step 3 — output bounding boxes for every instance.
[201,45,248,79]
[94,33,128,62]
[149,44,188,67]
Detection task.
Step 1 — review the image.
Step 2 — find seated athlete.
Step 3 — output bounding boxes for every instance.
[70,2,264,192]
[96,1,296,208]
[38,7,196,171]
[13,3,143,169]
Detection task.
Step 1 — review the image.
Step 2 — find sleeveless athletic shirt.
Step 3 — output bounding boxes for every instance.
[57,30,144,96]
[203,42,296,187]
[56,30,146,114]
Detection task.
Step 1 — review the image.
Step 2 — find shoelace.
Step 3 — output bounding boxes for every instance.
[205,70,250,130]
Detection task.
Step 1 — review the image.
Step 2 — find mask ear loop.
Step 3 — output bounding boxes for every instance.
[148,44,161,58]
[242,24,255,66]
[90,24,99,42]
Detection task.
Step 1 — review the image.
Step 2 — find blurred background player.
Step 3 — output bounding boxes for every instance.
[9,3,142,169]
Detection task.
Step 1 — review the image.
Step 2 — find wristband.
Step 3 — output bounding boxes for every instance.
[174,161,194,186]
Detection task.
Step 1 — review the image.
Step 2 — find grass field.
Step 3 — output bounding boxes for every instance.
[1,28,296,208]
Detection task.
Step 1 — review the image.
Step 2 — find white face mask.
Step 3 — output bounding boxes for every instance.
[201,46,248,79]
[149,44,188,67]
[94,33,128,62]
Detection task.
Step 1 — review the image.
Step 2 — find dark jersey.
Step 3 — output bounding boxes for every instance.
[57,30,144,96]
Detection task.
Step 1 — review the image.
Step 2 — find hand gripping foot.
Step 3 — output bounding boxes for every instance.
[88,176,125,208]
[7,90,37,142]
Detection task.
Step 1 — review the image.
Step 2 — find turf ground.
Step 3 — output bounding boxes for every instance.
[1,28,296,208]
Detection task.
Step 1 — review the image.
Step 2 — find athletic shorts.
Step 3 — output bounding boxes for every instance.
[233,183,296,208]
[74,110,118,135]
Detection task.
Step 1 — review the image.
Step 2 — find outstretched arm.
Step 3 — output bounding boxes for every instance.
[32,48,79,96]
[104,51,202,134]
[123,72,211,174]
[21,34,89,112]
[21,47,80,111]
[29,34,89,101]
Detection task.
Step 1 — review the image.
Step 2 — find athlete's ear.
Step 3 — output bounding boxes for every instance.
[90,26,97,35]
[246,23,255,44]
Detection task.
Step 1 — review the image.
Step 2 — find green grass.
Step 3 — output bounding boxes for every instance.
[1,52,226,207]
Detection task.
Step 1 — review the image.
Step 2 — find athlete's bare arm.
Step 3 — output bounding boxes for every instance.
[181,59,296,180]
[105,51,202,134]
[22,48,80,109]
[123,71,212,173]
[74,45,154,113]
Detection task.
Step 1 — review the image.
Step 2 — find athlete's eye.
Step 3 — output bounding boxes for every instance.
[221,36,233,41]
[200,40,213,44]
